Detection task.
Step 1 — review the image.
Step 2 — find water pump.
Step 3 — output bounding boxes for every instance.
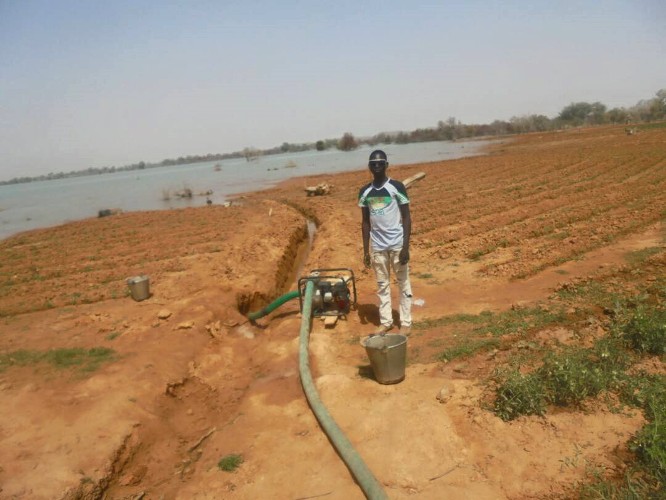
[298,268,356,317]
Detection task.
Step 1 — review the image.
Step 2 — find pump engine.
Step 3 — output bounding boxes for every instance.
[298,268,356,317]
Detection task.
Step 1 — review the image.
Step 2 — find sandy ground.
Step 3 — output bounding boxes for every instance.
[0,125,664,499]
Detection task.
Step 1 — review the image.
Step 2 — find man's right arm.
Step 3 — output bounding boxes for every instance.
[361,206,371,268]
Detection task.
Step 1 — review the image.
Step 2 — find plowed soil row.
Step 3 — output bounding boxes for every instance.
[0,124,664,499]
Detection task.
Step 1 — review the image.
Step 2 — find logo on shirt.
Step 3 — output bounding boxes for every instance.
[369,196,391,216]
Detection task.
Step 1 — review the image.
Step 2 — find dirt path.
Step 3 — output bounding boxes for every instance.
[0,125,664,499]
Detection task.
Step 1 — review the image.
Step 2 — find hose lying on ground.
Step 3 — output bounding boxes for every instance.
[247,290,300,321]
[298,279,388,500]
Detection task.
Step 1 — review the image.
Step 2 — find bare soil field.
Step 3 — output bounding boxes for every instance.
[0,124,664,499]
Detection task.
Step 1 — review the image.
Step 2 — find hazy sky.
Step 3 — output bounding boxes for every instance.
[1,1,664,181]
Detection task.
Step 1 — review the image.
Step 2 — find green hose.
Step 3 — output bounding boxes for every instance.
[247,290,300,321]
[299,280,388,499]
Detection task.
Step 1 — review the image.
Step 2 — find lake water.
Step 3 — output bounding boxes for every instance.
[0,140,492,241]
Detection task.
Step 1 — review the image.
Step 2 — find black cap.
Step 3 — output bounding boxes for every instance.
[368,150,388,163]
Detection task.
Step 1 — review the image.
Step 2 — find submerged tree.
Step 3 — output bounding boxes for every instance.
[243,147,261,162]
[337,132,358,151]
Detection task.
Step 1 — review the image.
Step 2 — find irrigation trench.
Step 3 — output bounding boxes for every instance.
[250,216,388,498]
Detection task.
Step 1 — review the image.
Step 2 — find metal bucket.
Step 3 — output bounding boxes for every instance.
[361,334,407,384]
[127,275,150,301]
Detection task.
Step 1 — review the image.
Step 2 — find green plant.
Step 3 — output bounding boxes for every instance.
[617,304,665,356]
[483,306,566,337]
[604,339,665,495]
[468,249,487,261]
[414,272,433,279]
[0,347,116,373]
[47,347,116,372]
[217,454,243,472]
[579,472,652,499]
[414,311,492,330]
[539,348,605,406]
[0,349,43,369]
[415,306,565,337]
[549,231,570,241]
[591,336,629,387]
[625,247,663,266]
[438,337,499,362]
[555,280,617,306]
[642,379,666,425]
[494,370,546,421]
[637,121,666,130]
[630,417,666,483]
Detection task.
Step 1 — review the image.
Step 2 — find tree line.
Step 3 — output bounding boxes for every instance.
[3,89,664,186]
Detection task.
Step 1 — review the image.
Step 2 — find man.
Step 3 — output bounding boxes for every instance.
[358,149,412,335]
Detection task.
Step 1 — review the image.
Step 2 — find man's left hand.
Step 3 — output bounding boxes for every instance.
[399,248,410,265]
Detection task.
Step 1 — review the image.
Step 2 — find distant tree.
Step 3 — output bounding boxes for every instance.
[588,102,607,125]
[368,132,394,145]
[406,127,437,142]
[489,120,510,135]
[558,102,606,126]
[337,132,358,151]
[509,116,529,134]
[436,117,460,140]
[656,88,666,114]
[644,88,666,121]
[559,102,593,125]
[315,140,326,151]
[510,114,552,133]
[243,147,261,162]
[532,114,552,131]
[633,99,651,121]
[606,107,629,124]
[394,131,410,144]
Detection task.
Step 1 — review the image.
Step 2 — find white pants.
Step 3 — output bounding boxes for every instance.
[371,247,412,328]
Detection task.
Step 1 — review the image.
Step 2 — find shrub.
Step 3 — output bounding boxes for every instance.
[337,132,358,151]
[630,417,666,483]
[618,305,666,356]
[591,336,629,388]
[494,370,546,421]
[491,301,664,422]
[539,348,605,406]
[217,454,243,472]
[579,473,653,499]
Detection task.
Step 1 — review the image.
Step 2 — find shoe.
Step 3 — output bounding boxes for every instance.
[400,325,411,335]
[374,324,392,335]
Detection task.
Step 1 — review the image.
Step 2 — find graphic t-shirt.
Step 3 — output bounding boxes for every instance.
[358,178,409,251]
